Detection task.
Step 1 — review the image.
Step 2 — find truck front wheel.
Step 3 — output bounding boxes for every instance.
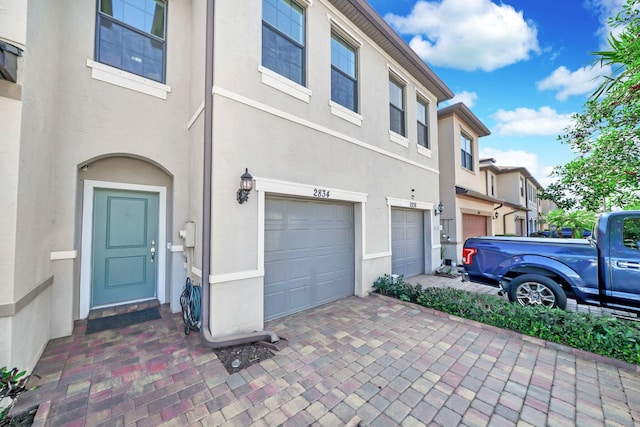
[507,274,568,310]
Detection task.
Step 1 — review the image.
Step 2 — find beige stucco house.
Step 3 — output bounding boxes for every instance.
[479,159,545,236]
[436,103,497,263]
[0,0,456,370]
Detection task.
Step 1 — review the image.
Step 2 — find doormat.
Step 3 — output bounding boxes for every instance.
[86,307,161,334]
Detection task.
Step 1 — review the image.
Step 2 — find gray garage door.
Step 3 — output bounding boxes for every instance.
[391,208,425,278]
[264,197,354,321]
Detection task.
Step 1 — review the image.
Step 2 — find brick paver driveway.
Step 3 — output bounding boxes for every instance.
[14,292,640,426]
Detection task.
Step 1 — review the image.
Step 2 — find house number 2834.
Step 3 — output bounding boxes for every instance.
[313,188,331,198]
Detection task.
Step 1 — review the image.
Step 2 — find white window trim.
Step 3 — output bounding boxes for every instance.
[86,60,172,100]
[259,65,312,103]
[417,144,432,158]
[415,87,435,104]
[387,64,409,85]
[327,15,363,47]
[415,92,431,151]
[389,130,409,147]
[460,127,475,172]
[388,66,407,141]
[329,100,363,126]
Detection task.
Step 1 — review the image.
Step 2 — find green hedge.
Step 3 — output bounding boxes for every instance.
[373,274,640,365]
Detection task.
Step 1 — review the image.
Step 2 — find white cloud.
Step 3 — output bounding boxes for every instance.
[384,0,540,71]
[441,91,478,107]
[537,65,611,101]
[492,106,574,136]
[479,148,555,187]
[584,0,626,48]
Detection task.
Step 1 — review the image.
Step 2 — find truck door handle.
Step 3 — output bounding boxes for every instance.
[617,260,640,269]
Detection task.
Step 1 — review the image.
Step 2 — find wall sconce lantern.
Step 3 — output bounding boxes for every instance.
[236,168,253,204]
[434,201,444,216]
[493,211,499,219]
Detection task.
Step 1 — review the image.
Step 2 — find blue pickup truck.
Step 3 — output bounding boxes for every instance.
[462,211,640,311]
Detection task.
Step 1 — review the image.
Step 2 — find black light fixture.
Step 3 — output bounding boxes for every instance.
[434,201,444,216]
[237,168,253,204]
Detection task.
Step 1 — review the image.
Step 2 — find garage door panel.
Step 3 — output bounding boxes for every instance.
[462,214,487,242]
[264,261,287,283]
[264,292,286,319]
[392,208,425,279]
[289,258,312,279]
[264,198,354,321]
[391,243,406,259]
[287,230,311,249]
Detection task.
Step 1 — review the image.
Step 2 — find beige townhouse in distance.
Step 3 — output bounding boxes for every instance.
[480,159,544,237]
[0,0,457,370]
[436,106,552,263]
[436,103,498,264]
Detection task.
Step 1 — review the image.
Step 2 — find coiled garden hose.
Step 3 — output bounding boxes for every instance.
[180,277,201,335]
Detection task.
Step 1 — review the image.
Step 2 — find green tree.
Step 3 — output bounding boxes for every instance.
[543,209,597,238]
[543,0,640,211]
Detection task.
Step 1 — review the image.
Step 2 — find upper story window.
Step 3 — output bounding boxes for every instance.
[416,98,429,148]
[520,177,525,197]
[490,175,495,196]
[461,133,473,171]
[331,32,357,112]
[262,0,305,86]
[96,0,167,83]
[389,77,405,136]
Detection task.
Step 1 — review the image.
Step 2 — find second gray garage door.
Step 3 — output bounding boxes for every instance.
[391,208,425,278]
[264,197,354,321]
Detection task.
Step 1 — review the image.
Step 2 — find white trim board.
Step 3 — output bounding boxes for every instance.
[80,180,167,319]
[213,86,440,175]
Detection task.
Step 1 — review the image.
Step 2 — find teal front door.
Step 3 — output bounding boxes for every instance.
[92,188,159,307]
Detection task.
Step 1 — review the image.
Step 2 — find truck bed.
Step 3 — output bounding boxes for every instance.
[463,236,598,295]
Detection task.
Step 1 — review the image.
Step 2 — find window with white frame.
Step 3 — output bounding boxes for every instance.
[331,32,357,112]
[416,98,429,148]
[461,133,473,171]
[262,0,305,86]
[520,177,525,197]
[389,77,405,136]
[490,175,495,196]
[96,0,167,83]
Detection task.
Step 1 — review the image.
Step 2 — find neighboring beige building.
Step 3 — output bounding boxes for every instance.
[437,103,496,263]
[1,0,455,369]
[479,159,546,236]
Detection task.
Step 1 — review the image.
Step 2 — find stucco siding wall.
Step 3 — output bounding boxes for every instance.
[207,80,441,336]
[213,0,440,170]
[0,0,62,370]
[0,96,20,305]
[0,0,27,47]
[497,173,520,203]
[43,0,193,333]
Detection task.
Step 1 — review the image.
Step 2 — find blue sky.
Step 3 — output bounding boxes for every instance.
[367,0,626,187]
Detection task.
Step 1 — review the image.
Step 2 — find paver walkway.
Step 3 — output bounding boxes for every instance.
[12,281,640,426]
